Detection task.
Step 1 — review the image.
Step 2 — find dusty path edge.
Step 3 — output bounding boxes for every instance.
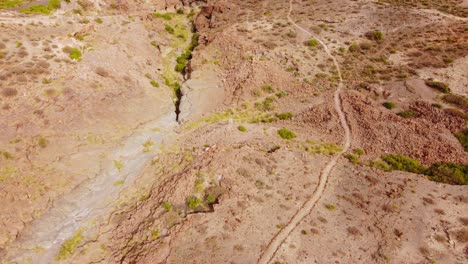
[257,0,352,263]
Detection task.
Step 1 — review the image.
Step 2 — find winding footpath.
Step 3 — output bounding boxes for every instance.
[257,1,352,263]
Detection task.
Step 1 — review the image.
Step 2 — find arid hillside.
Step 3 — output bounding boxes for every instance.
[0,0,467,263]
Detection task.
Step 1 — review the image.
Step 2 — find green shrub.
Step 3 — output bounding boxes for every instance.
[206,194,216,204]
[38,136,48,148]
[426,163,467,185]
[187,196,202,210]
[275,112,293,120]
[0,0,23,10]
[306,143,342,155]
[345,153,359,164]
[113,180,124,186]
[374,30,384,41]
[153,12,173,20]
[95,18,103,24]
[255,96,276,111]
[262,84,275,93]
[307,39,319,47]
[278,128,296,139]
[176,8,184,14]
[150,80,159,87]
[238,125,247,132]
[348,43,359,52]
[383,101,395,109]
[370,159,392,171]
[397,110,417,118]
[325,204,336,211]
[455,129,468,151]
[162,201,172,212]
[354,148,365,155]
[382,154,425,174]
[442,94,468,109]
[20,0,61,14]
[425,80,450,93]
[164,24,175,34]
[55,229,83,260]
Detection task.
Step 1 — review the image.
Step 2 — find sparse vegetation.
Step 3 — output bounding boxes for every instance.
[114,160,123,172]
[275,112,293,120]
[425,80,450,93]
[373,154,467,185]
[455,129,468,151]
[20,0,61,15]
[278,128,296,139]
[307,39,319,47]
[442,94,467,109]
[153,12,173,20]
[383,101,396,109]
[38,136,48,148]
[305,142,343,155]
[150,80,160,88]
[345,153,359,164]
[0,0,23,10]
[397,110,418,118]
[55,229,83,261]
[187,196,202,210]
[162,201,172,212]
[63,46,82,61]
[325,204,337,211]
[238,125,247,132]
[165,24,175,34]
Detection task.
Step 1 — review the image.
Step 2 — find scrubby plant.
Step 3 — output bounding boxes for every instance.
[55,229,83,261]
[38,136,48,148]
[383,101,395,109]
[262,84,275,93]
[442,94,467,109]
[307,39,319,47]
[325,204,336,211]
[275,112,293,120]
[20,0,61,14]
[382,154,424,174]
[113,180,124,186]
[238,125,247,132]
[150,80,159,88]
[255,96,276,111]
[426,163,467,185]
[455,129,468,152]
[94,17,103,24]
[187,196,202,210]
[278,128,296,139]
[397,110,417,118]
[354,148,365,155]
[114,160,123,172]
[345,153,359,164]
[162,201,172,212]
[165,24,175,34]
[153,12,173,20]
[425,80,450,93]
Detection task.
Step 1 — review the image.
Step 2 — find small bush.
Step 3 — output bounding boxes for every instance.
[187,196,202,210]
[95,17,103,24]
[425,80,450,93]
[278,128,296,139]
[426,163,467,185]
[397,110,418,118]
[275,112,293,120]
[38,136,48,148]
[238,125,247,132]
[20,0,61,14]
[348,43,359,52]
[150,80,159,88]
[153,12,173,20]
[55,229,83,261]
[366,30,384,41]
[307,39,319,47]
[63,46,82,61]
[382,154,424,174]
[442,94,467,109]
[383,101,395,109]
[354,148,365,155]
[262,84,275,93]
[162,201,172,212]
[325,204,336,211]
[165,24,175,34]
[345,153,358,164]
[113,180,124,186]
[455,129,468,152]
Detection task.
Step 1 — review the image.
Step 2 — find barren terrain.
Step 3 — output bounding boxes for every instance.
[0,0,467,263]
